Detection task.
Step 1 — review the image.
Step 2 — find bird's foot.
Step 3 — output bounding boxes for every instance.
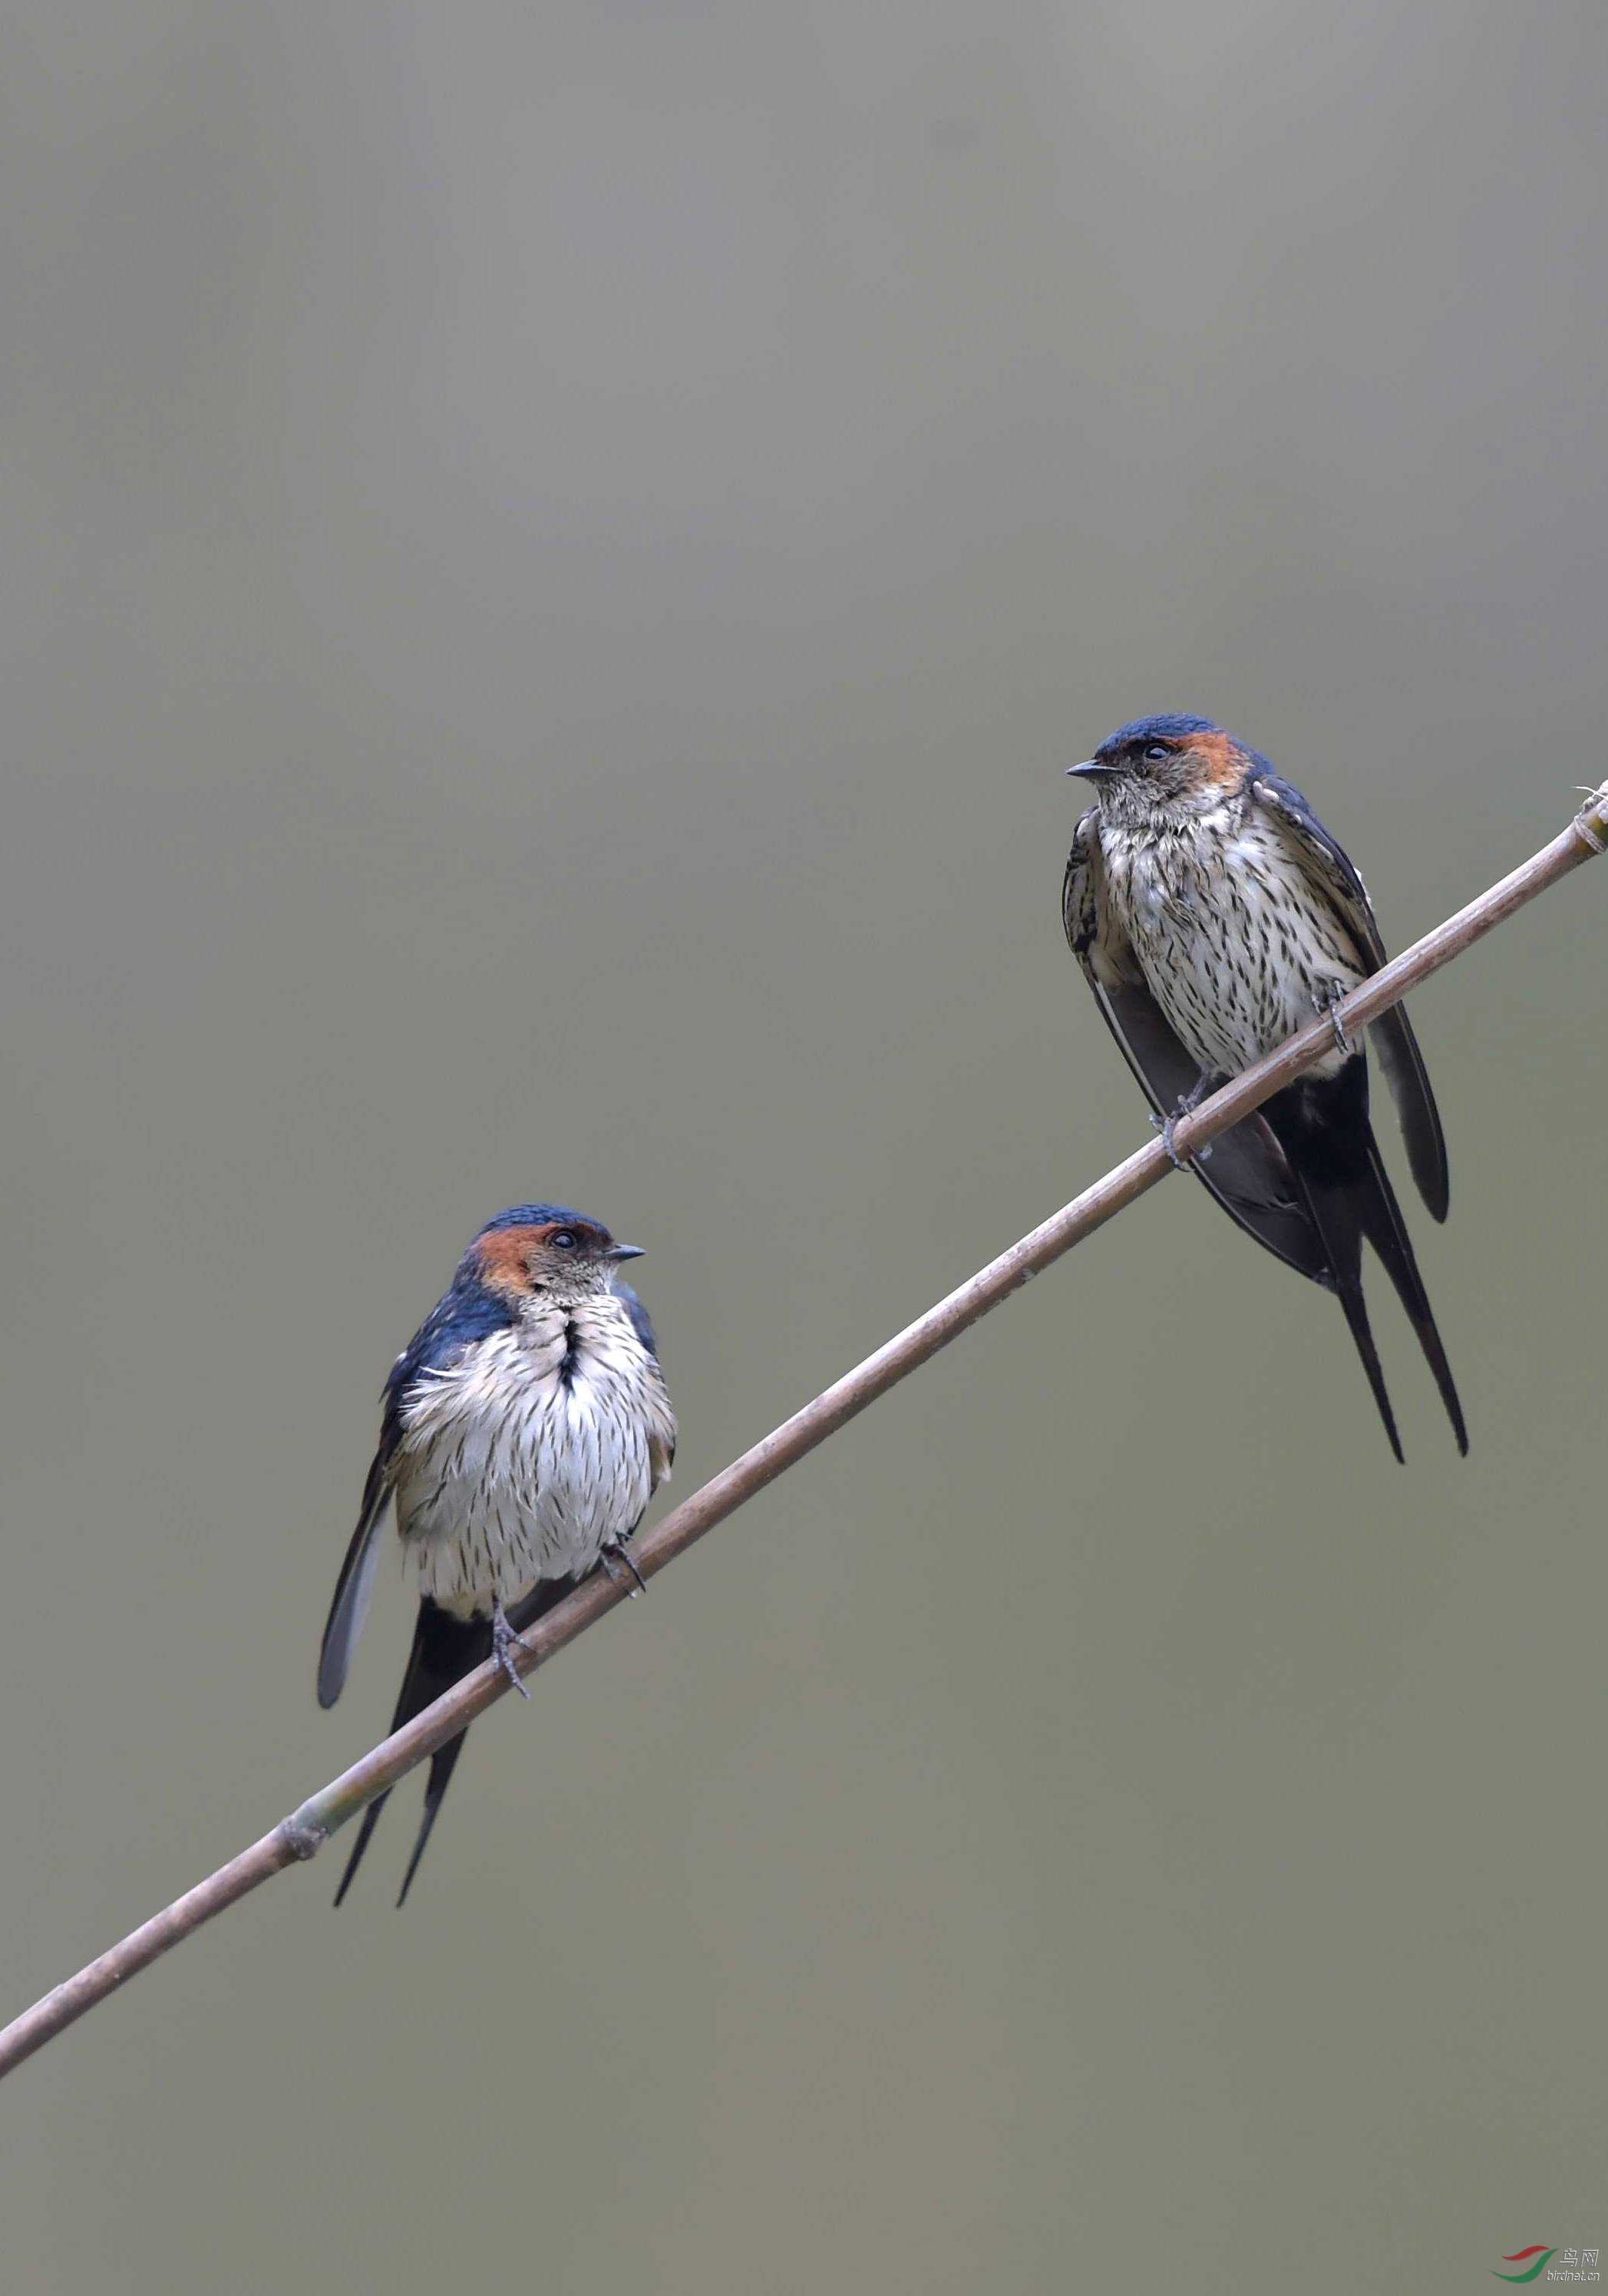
[1152,1107,1189,1169]
[490,1603,533,1698]
[1151,1076,1213,1169]
[599,1540,647,1599]
[1314,989,1352,1057]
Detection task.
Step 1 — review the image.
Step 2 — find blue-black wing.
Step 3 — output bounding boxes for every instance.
[316,1435,395,1710]
[619,1282,676,1480]
[618,1282,659,1359]
[316,1274,515,1710]
[1246,764,1450,1222]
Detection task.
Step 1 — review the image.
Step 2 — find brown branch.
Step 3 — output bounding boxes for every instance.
[3,783,1603,2081]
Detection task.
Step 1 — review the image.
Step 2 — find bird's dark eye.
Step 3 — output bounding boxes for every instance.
[550,1230,577,1250]
[1143,742,1171,764]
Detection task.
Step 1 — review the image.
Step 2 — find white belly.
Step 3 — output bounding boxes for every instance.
[391,1316,669,1606]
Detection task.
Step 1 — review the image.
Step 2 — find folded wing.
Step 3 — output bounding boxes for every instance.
[316,1441,394,1710]
[1247,766,1450,1221]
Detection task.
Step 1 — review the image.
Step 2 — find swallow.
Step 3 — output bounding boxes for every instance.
[318,1204,676,1901]
[1064,713,1465,1459]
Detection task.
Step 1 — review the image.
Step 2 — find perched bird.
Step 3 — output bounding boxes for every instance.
[318,1204,676,1903]
[1063,713,1466,1461]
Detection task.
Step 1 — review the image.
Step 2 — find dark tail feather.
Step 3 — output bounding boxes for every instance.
[333,1600,490,1908]
[1352,1137,1468,1456]
[393,1731,473,1908]
[1267,1066,1465,1462]
[331,1793,389,1908]
[335,1575,584,1907]
[389,1577,584,1903]
[1297,1171,1407,1465]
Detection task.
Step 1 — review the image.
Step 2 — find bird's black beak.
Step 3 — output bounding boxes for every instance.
[1067,759,1105,780]
[605,1242,645,1262]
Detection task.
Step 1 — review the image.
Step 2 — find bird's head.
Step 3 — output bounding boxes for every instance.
[1068,714,1249,821]
[466,1204,644,1305]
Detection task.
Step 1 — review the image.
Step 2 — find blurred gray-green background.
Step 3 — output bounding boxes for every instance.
[2,5,1603,2292]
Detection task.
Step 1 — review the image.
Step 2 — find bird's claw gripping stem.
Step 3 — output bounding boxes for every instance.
[600,1541,647,1599]
[1314,990,1352,1058]
[1151,1076,1213,1170]
[491,1603,533,1698]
